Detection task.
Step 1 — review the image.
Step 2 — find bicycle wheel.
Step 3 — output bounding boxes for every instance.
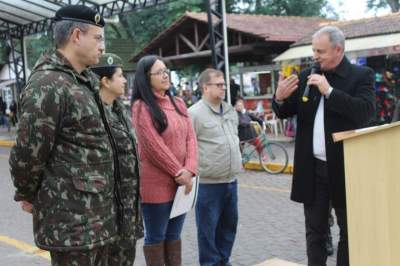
[241,141,259,164]
[258,142,289,174]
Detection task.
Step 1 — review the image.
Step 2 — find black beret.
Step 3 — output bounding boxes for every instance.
[54,5,105,27]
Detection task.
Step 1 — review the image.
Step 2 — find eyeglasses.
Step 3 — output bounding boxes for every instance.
[149,69,170,76]
[207,83,226,89]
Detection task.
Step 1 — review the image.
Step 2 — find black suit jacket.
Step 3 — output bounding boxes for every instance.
[272,57,376,208]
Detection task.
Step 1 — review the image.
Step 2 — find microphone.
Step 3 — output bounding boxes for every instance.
[302,62,321,102]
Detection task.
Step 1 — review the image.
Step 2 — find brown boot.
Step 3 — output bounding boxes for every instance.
[143,242,165,266]
[164,239,181,266]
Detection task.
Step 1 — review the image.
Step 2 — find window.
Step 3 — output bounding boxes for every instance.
[239,65,279,99]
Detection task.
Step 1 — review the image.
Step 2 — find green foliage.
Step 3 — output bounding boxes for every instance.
[4,0,337,72]
[233,0,332,17]
[120,0,335,58]
[23,22,127,70]
[105,19,130,39]
[119,0,206,56]
[174,64,203,82]
[25,34,53,69]
[366,0,399,12]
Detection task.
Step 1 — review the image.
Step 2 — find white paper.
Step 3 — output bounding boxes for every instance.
[169,176,199,219]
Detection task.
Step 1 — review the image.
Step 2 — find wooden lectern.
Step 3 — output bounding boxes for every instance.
[333,121,400,266]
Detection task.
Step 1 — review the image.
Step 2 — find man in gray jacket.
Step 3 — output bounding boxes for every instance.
[189,68,242,266]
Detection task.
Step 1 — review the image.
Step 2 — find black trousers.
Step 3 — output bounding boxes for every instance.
[303,159,349,266]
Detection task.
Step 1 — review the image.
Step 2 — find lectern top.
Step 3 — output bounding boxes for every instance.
[332,121,400,142]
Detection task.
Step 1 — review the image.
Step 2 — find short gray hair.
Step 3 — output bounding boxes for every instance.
[53,21,89,48]
[313,26,345,51]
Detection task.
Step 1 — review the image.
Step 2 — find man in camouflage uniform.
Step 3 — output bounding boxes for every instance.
[91,53,144,265]
[9,5,123,266]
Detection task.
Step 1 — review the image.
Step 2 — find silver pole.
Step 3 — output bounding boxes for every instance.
[22,35,28,83]
[221,0,231,104]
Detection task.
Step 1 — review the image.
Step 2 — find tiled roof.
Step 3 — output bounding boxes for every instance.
[186,12,331,42]
[294,12,400,46]
[130,12,331,62]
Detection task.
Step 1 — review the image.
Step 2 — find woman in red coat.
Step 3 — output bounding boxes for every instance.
[131,55,198,266]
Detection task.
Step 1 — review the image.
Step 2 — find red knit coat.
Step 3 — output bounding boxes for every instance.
[131,94,198,203]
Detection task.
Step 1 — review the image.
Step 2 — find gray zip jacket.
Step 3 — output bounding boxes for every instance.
[189,99,242,183]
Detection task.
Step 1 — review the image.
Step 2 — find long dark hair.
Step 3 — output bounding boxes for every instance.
[131,55,185,134]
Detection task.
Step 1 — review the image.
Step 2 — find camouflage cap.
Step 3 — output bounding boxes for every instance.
[54,5,105,27]
[91,53,123,69]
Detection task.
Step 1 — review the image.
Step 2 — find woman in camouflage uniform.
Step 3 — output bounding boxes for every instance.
[91,53,143,265]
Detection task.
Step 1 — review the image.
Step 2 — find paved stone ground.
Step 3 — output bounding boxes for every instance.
[134,169,340,266]
[0,134,342,266]
[0,126,16,141]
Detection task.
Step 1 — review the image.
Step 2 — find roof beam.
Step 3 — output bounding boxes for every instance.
[0,18,53,39]
[42,0,65,7]
[179,33,198,52]
[163,44,256,61]
[0,17,20,27]
[0,0,175,37]
[23,0,59,12]
[0,10,34,23]
[199,34,210,50]
[0,1,52,20]
[99,0,172,17]
[0,0,176,25]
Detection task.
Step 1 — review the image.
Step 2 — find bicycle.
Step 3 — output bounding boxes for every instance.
[240,122,289,174]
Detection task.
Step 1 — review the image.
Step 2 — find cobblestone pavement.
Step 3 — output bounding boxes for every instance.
[0,143,341,266]
[0,126,16,141]
[134,169,340,266]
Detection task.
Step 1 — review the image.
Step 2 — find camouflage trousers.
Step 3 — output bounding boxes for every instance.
[50,245,110,266]
[108,237,137,266]
[50,239,137,266]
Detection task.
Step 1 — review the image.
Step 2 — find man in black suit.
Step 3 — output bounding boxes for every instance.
[272,26,376,266]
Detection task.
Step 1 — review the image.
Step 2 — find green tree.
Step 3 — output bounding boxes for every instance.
[366,0,399,12]
[234,0,335,17]
[0,34,52,69]
[25,34,53,69]
[119,0,206,55]
[21,22,127,70]
[2,0,336,71]
[120,0,333,58]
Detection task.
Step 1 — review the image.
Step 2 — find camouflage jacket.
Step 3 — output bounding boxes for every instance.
[105,100,144,241]
[9,50,119,251]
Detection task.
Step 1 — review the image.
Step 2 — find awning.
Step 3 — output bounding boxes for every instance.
[274,33,400,63]
[0,0,169,37]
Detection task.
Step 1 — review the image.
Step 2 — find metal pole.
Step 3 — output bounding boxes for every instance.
[221,0,230,105]
[22,35,28,84]
[206,0,218,68]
